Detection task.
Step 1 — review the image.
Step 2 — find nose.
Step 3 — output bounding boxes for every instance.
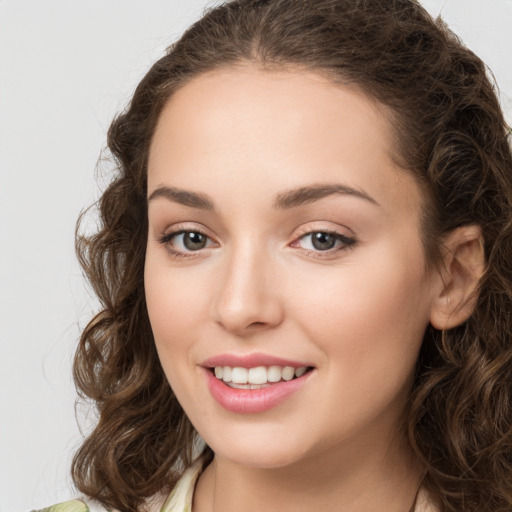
[211,243,284,336]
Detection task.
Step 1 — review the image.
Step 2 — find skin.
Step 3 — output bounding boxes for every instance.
[144,65,446,512]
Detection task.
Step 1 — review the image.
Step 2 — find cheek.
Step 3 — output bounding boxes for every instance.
[145,253,208,336]
[145,256,222,430]
[292,243,432,386]
[144,252,210,390]
[284,251,432,446]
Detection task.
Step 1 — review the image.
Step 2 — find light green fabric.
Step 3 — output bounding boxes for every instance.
[31,458,204,512]
[31,459,436,512]
[160,459,203,512]
[34,500,89,512]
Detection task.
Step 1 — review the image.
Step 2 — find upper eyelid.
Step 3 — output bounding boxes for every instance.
[174,231,216,245]
[158,229,217,258]
[291,222,355,239]
[291,223,357,244]
[292,230,356,246]
[158,222,215,238]
[290,232,357,260]
[156,223,356,246]
[160,228,217,245]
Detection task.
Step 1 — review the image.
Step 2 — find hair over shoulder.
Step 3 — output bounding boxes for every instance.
[73,1,512,511]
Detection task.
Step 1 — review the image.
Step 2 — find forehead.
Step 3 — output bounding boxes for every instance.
[151,65,393,160]
[148,65,422,217]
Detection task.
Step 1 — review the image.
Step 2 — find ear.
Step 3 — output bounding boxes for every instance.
[430,225,485,330]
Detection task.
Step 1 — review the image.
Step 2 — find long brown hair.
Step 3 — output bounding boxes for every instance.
[73,1,512,511]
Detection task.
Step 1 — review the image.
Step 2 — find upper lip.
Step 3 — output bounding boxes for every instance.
[201,353,313,369]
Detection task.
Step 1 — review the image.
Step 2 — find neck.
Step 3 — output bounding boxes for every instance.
[193,432,423,512]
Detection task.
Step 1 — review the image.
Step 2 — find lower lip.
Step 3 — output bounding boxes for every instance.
[204,369,313,414]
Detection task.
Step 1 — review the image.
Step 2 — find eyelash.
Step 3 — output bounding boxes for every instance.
[157,229,214,260]
[157,228,357,260]
[290,230,357,258]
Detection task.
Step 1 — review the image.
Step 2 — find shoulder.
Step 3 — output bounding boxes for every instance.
[160,457,205,512]
[31,457,206,512]
[31,499,111,512]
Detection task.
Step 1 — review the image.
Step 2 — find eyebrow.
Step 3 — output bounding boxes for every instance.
[148,186,215,210]
[147,183,379,210]
[273,183,379,209]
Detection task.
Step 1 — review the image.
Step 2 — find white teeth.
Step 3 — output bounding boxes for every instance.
[267,365,282,382]
[231,367,248,384]
[248,366,267,384]
[222,366,232,382]
[227,382,271,390]
[213,365,309,384]
[295,367,307,378]
[282,366,295,381]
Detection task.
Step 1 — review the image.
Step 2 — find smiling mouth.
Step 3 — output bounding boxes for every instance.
[211,365,313,389]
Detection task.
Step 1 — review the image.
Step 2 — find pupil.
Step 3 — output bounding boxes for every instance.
[184,232,206,250]
[312,232,336,251]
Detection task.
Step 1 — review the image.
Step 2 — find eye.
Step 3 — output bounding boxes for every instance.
[293,230,356,253]
[307,232,338,251]
[176,231,209,251]
[158,229,216,256]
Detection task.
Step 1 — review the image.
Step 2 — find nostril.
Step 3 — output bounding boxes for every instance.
[248,321,266,328]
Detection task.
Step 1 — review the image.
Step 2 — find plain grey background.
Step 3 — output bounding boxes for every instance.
[1,1,511,511]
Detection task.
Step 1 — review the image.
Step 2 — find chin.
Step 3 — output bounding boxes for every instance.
[214,445,308,469]
[200,425,313,469]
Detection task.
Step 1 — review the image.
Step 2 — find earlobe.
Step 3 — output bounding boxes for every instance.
[430,225,485,330]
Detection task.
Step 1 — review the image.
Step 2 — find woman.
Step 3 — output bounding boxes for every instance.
[40,0,512,511]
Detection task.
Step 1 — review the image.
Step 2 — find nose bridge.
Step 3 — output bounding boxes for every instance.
[212,237,283,334]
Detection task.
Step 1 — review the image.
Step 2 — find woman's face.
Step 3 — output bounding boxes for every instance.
[145,66,441,469]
